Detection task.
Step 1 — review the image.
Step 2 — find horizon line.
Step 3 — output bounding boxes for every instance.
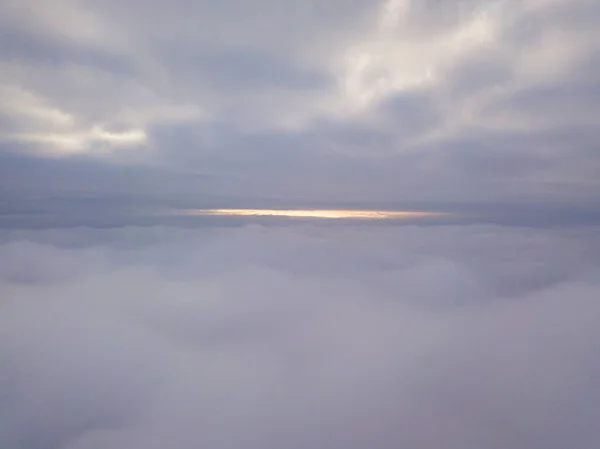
[176,208,453,220]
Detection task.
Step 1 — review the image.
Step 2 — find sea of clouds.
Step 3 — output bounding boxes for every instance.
[1,223,600,449]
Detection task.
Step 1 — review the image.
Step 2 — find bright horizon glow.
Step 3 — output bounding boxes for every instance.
[179,209,450,219]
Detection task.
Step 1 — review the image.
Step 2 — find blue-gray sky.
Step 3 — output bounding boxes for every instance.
[1,0,600,225]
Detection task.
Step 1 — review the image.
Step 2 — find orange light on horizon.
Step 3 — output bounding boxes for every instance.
[178,209,450,220]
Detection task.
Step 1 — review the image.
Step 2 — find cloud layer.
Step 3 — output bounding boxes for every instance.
[2,3,599,447]
[1,223,600,449]
[1,0,599,216]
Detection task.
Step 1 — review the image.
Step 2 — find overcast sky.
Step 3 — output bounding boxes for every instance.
[1,0,599,225]
[2,3,600,448]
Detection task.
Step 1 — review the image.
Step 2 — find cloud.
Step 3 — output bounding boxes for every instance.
[1,223,600,449]
[2,2,600,447]
[0,0,599,218]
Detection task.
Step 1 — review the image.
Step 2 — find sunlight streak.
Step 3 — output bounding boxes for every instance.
[179,209,450,219]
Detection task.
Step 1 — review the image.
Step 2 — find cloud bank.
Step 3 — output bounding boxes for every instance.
[1,0,599,218]
[1,223,600,449]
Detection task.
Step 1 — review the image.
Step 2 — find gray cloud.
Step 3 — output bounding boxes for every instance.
[1,224,600,449]
[0,0,599,222]
[2,4,600,447]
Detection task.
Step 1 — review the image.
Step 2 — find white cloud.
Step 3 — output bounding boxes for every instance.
[0,86,75,128]
[334,0,503,112]
[1,224,600,449]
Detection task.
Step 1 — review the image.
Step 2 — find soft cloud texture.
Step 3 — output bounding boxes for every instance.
[1,0,599,218]
[2,2,600,447]
[1,224,600,449]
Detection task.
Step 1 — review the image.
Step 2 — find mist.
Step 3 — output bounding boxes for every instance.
[1,223,600,449]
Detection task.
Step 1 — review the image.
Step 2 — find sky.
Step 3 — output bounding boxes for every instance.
[2,1,600,449]
[0,0,599,225]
